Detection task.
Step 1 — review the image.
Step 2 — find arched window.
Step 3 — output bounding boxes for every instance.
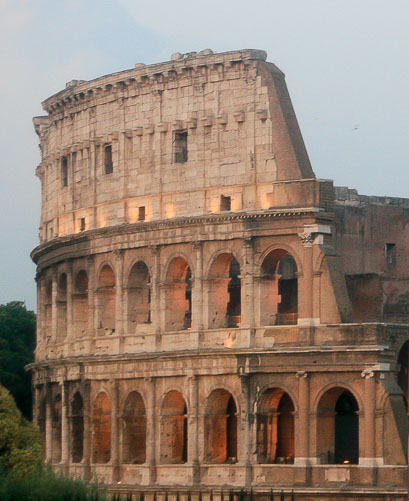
[260,250,298,325]
[205,389,238,463]
[127,262,151,333]
[92,392,111,464]
[208,254,241,329]
[165,258,192,331]
[397,341,409,410]
[122,392,146,464]
[256,389,294,464]
[56,273,67,341]
[317,388,359,464]
[96,265,116,333]
[73,270,89,338]
[160,391,187,464]
[52,393,62,463]
[71,392,84,463]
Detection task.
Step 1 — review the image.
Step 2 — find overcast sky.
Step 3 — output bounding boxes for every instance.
[0,0,407,310]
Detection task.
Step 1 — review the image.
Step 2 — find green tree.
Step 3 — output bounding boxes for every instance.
[0,301,36,419]
[0,384,42,476]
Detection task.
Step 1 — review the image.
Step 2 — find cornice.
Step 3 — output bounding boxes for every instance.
[31,207,325,264]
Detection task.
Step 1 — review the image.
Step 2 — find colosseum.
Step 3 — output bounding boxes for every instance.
[30,49,409,500]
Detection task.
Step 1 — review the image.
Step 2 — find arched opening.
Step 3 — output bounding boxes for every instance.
[71,392,84,463]
[208,254,241,329]
[56,273,67,341]
[397,341,409,411]
[44,279,52,334]
[38,397,46,459]
[260,250,298,325]
[205,389,238,463]
[122,391,146,464]
[96,265,116,333]
[92,392,111,464]
[165,258,192,331]
[160,391,188,464]
[317,388,359,464]
[256,389,294,464]
[52,393,62,463]
[73,270,89,338]
[127,262,151,332]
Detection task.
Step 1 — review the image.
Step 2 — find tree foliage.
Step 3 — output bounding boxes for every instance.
[0,301,36,419]
[0,384,42,476]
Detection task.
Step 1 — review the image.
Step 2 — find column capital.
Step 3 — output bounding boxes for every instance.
[361,369,375,379]
[149,244,160,256]
[113,249,124,261]
[243,237,255,249]
[296,370,308,379]
[192,240,203,251]
[298,231,314,247]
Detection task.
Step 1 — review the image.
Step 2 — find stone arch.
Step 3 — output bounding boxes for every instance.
[52,393,62,463]
[259,249,298,326]
[164,257,192,331]
[160,390,188,464]
[73,270,89,337]
[256,388,295,464]
[71,391,84,463]
[257,243,302,275]
[205,389,238,463]
[92,391,111,464]
[56,273,67,341]
[207,253,241,329]
[316,386,359,464]
[96,264,116,332]
[122,391,146,464]
[127,261,151,332]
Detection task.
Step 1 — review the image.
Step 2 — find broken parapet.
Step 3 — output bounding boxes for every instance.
[335,186,409,208]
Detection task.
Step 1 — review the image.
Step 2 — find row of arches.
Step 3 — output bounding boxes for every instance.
[43,248,298,339]
[41,386,359,466]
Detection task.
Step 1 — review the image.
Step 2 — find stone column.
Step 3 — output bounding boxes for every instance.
[45,383,53,462]
[61,380,69,466]
[295,371,310,466]
[188,374,200,482]
[66,262,73,344]
[361,370,377,466]
[51,269,58,342]
[110,380,120,481]
[191,242,203,333]
[297,232,315,326]
[87,256,97,335]
[82,381,92,479]
[145,377,157,484]
[150,246,161,349]
[240,372,252,485]
[114,250,124,337]
[241,238,255,342]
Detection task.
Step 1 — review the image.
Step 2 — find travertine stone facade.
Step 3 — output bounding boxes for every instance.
[30,49,409,500]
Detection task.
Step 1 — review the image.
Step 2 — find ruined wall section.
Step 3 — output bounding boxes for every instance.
[34,50,319,244]
[334,187,409,323]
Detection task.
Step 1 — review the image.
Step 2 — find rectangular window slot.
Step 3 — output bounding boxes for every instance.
[220,195,231,211]
[104,144,113,174]
[174,131,188,163]
[79,217,86,232]
[61,157,68,187]
[385,243,396,265]
[138,206,146,221]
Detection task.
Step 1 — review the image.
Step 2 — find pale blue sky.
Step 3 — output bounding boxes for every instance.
[0,0,407,310]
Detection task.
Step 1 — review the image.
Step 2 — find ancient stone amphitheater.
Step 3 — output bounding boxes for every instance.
[30,49,409,500]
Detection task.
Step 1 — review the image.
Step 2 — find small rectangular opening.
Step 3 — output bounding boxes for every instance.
[61,157,68,187]
[385,243,396,265]
[174,131,188,163]
[104,144,113,174]
[79,217,86,232]
[220,195,231,211]
[138,206,146,221]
